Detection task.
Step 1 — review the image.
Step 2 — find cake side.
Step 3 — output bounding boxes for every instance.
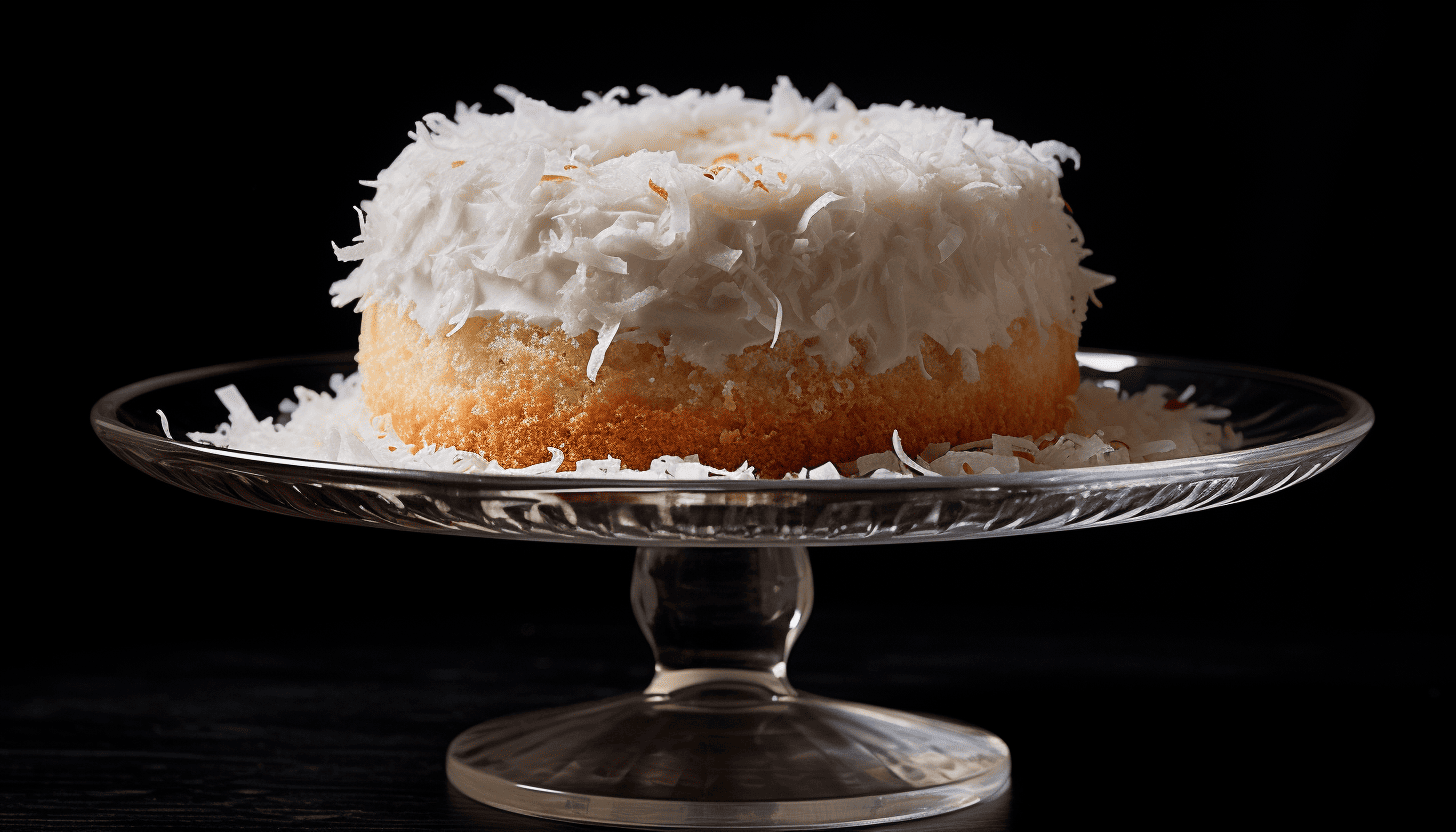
[360,302,1078,478]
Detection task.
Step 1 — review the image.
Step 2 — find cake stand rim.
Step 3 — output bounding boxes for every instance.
[91,347,1374,495]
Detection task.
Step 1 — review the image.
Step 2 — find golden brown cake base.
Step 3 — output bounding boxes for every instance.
[357,302,1079,479]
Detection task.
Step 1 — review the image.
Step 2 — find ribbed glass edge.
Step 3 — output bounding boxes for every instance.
[92,349,1375,497]
[444,754,1007,830]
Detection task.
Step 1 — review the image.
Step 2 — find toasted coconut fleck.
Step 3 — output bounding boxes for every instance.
[1163,400,1188,410]
[564,164,578,170]
[712,152,740,164]
[1109,439,1130,450]
[777,171,787,183]
[830,132,839,142]
[753,180,769,193]
[648,179,669,200]
[1063,198,1073,213]
[771,131,815,141]
[540,174,571,182]
[451,160,466,168]
[704,165,727,179]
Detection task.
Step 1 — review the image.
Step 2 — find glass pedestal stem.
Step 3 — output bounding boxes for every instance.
[631,546,811,699]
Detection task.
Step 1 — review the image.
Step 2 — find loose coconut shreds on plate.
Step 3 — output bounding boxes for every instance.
[177,373,1241,480]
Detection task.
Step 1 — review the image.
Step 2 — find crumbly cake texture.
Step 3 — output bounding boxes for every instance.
[183,376,1241,479]
[360,302,1077,478]
[331,79,1113,475]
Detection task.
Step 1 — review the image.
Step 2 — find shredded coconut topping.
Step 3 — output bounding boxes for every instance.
[180,375,1239,480]
[331,78,1112,381]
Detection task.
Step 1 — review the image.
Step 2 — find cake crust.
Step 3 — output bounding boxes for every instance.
[359,302,1079,479]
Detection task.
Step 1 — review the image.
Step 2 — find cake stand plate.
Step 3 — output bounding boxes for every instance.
[92,350,1373,829]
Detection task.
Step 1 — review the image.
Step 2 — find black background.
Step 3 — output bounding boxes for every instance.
[12,16,1437,831]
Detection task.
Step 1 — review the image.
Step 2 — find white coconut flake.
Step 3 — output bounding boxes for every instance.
[795,192,844,234]
[936,224,966,262]
[156,410,172,440]
[856,451,904,476]
[892,430,940,476]
[807,461,842,480]
[518,447,566,475]
[215,384,257,427]
[1132,439,1178,457]
[929,451,986,476]
[586,319,620,382]
[770,293,783,349]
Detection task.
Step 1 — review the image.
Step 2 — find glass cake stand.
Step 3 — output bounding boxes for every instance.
[92,350,1373,829]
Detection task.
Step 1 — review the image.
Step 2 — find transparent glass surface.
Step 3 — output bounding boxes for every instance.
[92,350,1374,546]
[92,350,1373,828]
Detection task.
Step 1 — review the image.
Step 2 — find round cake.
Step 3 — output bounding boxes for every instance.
[332,79,1112,478]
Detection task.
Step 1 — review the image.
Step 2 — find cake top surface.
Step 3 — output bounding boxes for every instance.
[331,78,1111,380]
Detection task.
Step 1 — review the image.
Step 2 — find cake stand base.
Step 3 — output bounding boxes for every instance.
[446,545,1008,828]
[446,687,1009,829]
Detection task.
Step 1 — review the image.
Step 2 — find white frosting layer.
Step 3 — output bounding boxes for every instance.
[332,78,1112,380]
